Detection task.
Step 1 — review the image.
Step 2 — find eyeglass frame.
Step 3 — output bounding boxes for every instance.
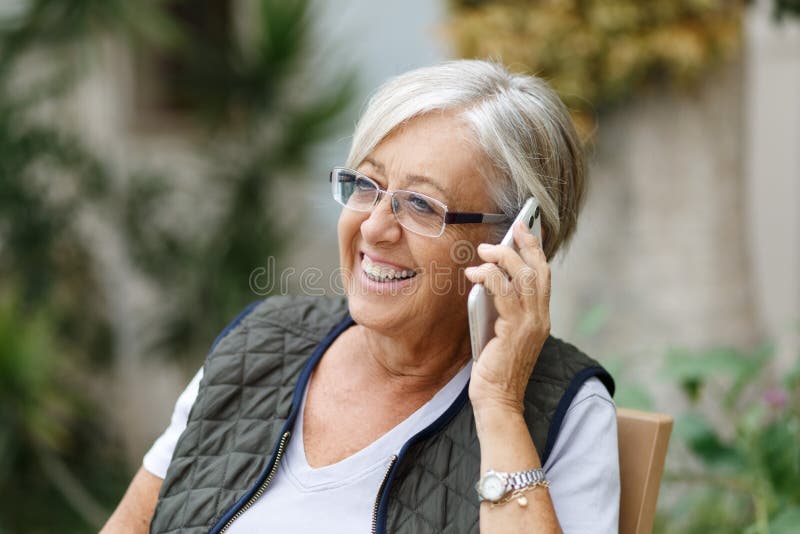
[329,166,511,237]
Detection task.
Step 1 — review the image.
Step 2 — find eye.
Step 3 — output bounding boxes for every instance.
[354,177,377,191]
[407,193,435,213]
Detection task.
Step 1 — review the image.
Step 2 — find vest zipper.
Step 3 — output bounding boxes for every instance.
[371,455,398,534]
[218,431,291,533]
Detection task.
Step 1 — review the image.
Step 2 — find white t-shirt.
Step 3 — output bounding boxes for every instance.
[144,366,619,533]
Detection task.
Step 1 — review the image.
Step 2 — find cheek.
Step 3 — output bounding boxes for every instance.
[417,236,473,297]
[337,210,363,249]
[440,227,490,268]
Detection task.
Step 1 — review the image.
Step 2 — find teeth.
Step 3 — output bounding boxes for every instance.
[361,254,416,282]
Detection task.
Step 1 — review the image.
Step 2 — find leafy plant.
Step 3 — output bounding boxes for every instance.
[773,0,800,20]
[0,0,354,530]
[0,292,128,532]
[141,0,356,361]
[658,343,800,533]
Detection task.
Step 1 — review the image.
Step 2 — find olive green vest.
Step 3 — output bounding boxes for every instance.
[150,295,613,534]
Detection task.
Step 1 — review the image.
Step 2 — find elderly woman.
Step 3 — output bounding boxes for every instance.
[103,60,618,534]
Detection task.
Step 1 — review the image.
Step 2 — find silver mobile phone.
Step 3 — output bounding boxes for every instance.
[467,197,542,360]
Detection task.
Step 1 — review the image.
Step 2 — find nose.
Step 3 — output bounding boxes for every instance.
[360,192,402,245]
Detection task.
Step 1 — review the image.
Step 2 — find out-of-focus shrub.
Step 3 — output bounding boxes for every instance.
[0,0,354,531]
[446,0,744,134]
[656,343,800,533]
[0,292,128,532]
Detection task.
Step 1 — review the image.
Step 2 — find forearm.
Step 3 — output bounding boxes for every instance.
[100,467,162,534]
[475,405,562,534]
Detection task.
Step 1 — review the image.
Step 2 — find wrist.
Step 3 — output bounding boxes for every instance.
[476,468,549,504]
[472,401,526,435]
[468,378,526,419]
[472,399,524,421]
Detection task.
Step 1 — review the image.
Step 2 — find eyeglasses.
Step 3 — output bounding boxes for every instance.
[330,167,510,237]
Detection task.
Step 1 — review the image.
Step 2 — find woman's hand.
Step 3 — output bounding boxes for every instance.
[464,220,551,416]
[465,222,561,533]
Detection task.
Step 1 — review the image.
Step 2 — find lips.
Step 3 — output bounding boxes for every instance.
[360,252,417,283]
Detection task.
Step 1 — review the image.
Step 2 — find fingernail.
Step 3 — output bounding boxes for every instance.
[477,243,491,251]
[464,266,475,275]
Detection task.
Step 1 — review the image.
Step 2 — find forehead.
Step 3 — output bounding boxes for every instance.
[358,112,490,207]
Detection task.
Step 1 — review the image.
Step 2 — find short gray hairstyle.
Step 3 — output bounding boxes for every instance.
[346,60,586,260]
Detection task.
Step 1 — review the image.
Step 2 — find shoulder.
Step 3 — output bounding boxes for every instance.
[247,294,348,320]
[544,376,620,532]
[546,377,617,468]
[568,376,615,410]
[533,335,614,393]
[247,295,349,336]
[211,295,350,353]
[523,335,614,463]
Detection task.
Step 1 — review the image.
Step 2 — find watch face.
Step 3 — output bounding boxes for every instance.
[481,473,505,501]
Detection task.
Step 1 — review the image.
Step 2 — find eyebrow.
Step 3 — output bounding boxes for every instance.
[362,157,450,202]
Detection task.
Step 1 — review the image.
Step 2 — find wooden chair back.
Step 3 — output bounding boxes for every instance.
[617,408,673,534]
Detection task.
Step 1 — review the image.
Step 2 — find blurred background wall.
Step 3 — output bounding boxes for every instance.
[1,0,798,532]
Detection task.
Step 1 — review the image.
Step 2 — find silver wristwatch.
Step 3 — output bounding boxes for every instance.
[475,468,548,503]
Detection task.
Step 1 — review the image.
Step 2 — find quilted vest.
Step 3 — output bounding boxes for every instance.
[150,295,614,534]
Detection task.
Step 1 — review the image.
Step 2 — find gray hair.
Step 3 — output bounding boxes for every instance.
[346,60,586,260]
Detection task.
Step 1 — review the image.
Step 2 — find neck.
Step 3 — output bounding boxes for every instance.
[348,323,472,397]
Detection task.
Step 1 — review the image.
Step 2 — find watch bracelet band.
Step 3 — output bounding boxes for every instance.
[477,468,549,503]
[507,468,546,491]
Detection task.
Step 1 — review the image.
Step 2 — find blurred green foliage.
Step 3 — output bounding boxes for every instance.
[0,0,353,530]
[655,343,800,533]
[773,0,800,20]
[574,304,800,532]
[574,303,656,411]
[0,293,128,533]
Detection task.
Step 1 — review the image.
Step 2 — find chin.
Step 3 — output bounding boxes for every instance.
[346,290,415,332]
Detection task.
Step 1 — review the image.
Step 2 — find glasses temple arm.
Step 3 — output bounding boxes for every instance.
[444,212,510,224]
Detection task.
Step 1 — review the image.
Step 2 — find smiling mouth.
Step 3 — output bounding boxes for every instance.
[360,253,418,283]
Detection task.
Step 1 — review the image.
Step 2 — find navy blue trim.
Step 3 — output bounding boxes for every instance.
[208,313,356,534]
[540,366,615,466]
[374,377,472,534]
[208,300,263,354]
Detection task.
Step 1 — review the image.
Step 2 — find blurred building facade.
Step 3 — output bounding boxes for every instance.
[744,0,800,368]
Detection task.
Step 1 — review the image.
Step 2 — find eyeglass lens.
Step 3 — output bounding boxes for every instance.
[332,169,446,237]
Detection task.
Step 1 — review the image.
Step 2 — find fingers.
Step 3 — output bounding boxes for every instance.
[476,241,527,280]
[512,219,547,267]
[464,262,527,318]
[473,222,545,296]
[464,263,511,298]
[477,222,545,275]
[509,220,551,311]
[475,248,537,299]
